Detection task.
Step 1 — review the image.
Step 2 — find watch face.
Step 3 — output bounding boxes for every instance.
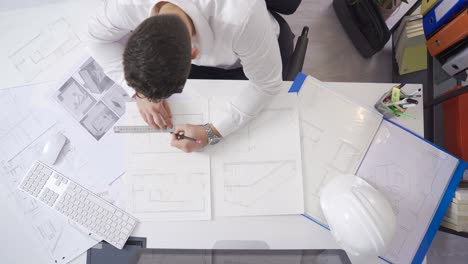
[209,136,220,145]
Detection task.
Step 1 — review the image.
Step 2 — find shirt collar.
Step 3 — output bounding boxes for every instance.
[148,0,214,57]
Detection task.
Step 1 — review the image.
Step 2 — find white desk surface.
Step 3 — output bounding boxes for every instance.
[0,3,425,263]
[66,79,424,264]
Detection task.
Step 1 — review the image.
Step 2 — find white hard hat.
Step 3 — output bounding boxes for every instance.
[320,174,396,257]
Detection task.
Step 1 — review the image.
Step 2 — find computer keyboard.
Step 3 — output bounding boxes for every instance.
[19,160,138,249]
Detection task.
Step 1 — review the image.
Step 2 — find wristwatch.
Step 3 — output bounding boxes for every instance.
[202,123,221,145]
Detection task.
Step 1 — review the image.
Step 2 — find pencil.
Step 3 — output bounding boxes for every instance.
[170,132,202,144]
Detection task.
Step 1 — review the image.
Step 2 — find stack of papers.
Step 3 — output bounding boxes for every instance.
[442,187,468,232]
[393,14,427,75]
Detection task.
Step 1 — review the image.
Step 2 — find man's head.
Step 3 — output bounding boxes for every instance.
[123,15,192,101]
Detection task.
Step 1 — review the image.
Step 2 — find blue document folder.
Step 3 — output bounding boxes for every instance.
[423,0,468,37]
[289,73,468,264]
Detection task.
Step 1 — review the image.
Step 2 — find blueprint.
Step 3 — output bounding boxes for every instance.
[297,76,382,223]
[0,85,99,264]
[211,94,304,217]
[122,99,211,221]
[357,120,459,264]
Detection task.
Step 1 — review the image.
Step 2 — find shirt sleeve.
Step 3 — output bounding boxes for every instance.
[86,0,138,96]
[212,1,283,137]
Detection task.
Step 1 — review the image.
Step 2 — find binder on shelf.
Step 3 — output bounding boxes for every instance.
[393,14,422,46]
[427,9,468,56]
[442,46,468,76]
[289,73,468,264]
[421,0,441,15]
[423,0,468,37]
[437,37,468,64]
[394,16,427,75]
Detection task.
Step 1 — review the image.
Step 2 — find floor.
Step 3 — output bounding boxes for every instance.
[283,0,467,263]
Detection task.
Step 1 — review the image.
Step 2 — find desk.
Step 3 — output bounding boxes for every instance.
[65,79,423,264]
[0,2,424,262]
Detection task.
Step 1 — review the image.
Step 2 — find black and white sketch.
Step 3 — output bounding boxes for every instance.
[56,78,96,120]
[78,58,113,94]
[101,85,131,117]
[80,102,119,140]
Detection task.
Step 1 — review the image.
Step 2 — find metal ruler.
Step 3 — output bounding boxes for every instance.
[113,125,174,134]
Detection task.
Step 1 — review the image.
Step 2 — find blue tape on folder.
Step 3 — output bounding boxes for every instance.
[288,72,307,93]
[384,119,468,264]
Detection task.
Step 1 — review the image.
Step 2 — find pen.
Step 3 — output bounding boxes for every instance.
[170,132,202,144]
[396,82,407,89]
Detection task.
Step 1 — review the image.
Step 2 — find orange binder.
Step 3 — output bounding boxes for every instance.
[426,9,468,57]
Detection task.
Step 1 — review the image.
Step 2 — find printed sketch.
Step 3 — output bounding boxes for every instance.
[101,85,131,117]
[56,78,96,120]
[80,102,119,140]
[78,58,113,94]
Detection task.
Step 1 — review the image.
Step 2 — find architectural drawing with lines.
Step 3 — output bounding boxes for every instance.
[122,99,211,221]
[356,120,459,264]
[210,94,304,217]
[0,87,98,264]
[297,77,382,224]
[8,18,81,82]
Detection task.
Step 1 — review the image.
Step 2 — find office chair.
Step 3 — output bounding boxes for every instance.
[188,15,309,82]
[271,11,310,81]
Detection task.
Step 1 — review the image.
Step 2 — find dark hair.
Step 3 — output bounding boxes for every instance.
[123,15,192,101]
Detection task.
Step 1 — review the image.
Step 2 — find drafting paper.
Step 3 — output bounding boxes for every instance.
[122,99,211,221]
[356,120,459,264]
[124,99,208,154]
[0,84,99,264]
[0,1,94,88]
[298,76,383,223]
[211,94,304,217]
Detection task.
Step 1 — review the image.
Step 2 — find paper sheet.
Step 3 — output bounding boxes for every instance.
[298,76,382,223]
[0,85,99,264]
[54,57,131,141]
[0,0,96,88]
[0,60,133,261]
[356,120,459,264]
[122,100,212,221]
[211,94,304,217]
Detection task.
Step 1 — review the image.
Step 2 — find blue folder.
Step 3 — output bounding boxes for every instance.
[423,0,468,37]
[289,72,468,264]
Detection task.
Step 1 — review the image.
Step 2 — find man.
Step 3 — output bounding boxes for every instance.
[88,0,301,152]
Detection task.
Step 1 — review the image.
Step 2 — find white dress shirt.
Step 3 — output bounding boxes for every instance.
[87,0,282,137]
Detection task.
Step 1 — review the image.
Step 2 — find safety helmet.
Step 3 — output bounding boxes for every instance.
[320,174,396,256]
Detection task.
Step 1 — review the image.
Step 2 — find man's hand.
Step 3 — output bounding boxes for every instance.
[170,124,208,153]
[135,95,173,129]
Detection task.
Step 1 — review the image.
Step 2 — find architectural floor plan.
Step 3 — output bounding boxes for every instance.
[0,86,98,264]
[297,77,382,223]
[357,120,459,264]
[210,95,304,217]
[123,99,211,221]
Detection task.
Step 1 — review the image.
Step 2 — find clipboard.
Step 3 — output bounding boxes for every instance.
[289,73,468,264]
